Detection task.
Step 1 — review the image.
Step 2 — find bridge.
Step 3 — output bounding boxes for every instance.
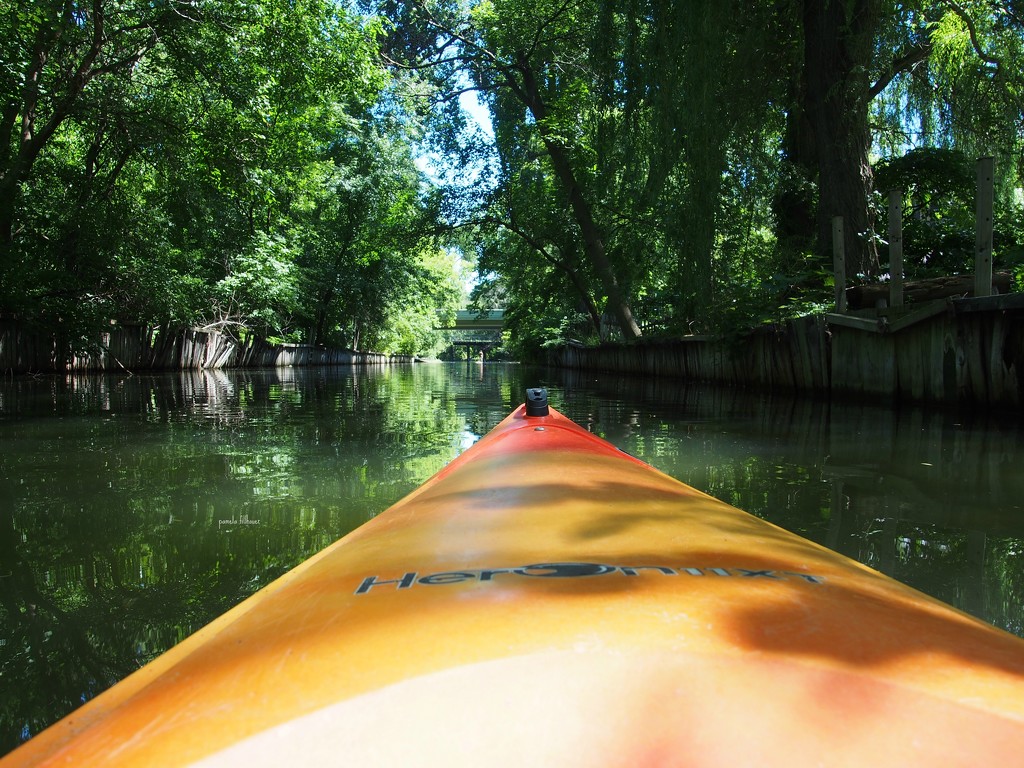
[436,310,505,331]
[436,310,505,360]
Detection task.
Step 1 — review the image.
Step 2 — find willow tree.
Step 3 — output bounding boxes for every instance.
[872,0,1024,168]
[779,0,1024,281]
[478,163,605,338]
[380,0,788,339]
[590,0,783,325]
[478,0,645,338]
[776,0,934,279]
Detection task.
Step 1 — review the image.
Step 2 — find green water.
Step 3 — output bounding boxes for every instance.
[2,363,1023,754]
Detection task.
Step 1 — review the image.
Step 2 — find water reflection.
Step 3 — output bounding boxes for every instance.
[0,364,535,752]
[1,363,1023,754]
[549,370,1024,639]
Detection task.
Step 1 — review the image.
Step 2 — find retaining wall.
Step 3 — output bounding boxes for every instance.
[555,295,1024,410]
[0,323,397,374]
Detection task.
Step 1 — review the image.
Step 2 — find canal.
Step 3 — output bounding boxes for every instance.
[2,362,1023,753]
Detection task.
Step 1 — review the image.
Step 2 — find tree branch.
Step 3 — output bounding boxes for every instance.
[942,0,1001,74]
[869,41,933,98]
[480,212,602,332]
[527,0,577,60]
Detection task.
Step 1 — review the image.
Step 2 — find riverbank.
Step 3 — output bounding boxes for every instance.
[0,322,412,374]
[554,293,1024,411]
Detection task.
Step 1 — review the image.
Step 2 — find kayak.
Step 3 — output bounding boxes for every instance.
[5,388,1024,766]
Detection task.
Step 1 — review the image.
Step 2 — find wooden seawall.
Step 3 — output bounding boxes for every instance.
[0,323,400,374]
[556,294,1024,411]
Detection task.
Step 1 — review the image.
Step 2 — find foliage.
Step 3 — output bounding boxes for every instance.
[873,148,977,276]
[0,0,457,357]
[3,0,1024,360]
[872,0,1024,279]
[434,0,1024,355]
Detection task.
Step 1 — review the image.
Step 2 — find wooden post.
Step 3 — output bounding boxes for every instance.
[975,156,994,298]
[888,189,904,309]
[832,216,847,313]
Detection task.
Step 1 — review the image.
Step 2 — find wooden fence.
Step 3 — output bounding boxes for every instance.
[558,315,831,393]
[555,294,1024,410]
[0,322,397,374]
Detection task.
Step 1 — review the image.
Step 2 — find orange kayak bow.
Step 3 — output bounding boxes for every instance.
[5,389,1024,766]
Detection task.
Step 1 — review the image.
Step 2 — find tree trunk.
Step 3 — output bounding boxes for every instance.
[803,0,881,280]
[542,138,642,340]
[774,67,817,248]
[312,287,335,346]
[514,60,642,340]
[676,0,729,323]
[0,177,16,247]
[498,217,604,338]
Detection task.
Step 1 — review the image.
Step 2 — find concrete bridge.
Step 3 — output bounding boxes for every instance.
[436,310,505,331]
[436,310,504,360]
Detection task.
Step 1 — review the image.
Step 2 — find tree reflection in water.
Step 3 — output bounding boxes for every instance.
[2,363,1022,754]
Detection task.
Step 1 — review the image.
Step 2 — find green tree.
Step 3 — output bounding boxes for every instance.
[0,0,203,337]
[2,0,438,353]
[152,0,385,338]
[0,0,178,248]
[373,247,464,356]
[292,118,458,353]
[381,0,644,339]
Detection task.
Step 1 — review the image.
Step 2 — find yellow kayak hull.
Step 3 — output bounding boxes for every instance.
[6,403,1024,766]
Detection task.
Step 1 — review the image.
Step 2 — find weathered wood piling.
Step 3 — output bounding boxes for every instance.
[0,322,397,374]
[556,294,1024,411]
[559,315,831,393]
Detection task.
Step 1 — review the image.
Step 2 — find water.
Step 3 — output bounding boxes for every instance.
[2,362,1023,754]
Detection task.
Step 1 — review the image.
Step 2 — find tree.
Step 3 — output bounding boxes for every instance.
[478,157,604,337]
[0,0,180,248]
[291,115,459,353]
[2,0,461,355]
[594,0,784,325]
[6,0,1023,362]
[786,0,1024,282]
[380,0,809,344]
[379,0,643,339]
[152,0,385,337]
[802,0,884,280]
[373,246,464,356]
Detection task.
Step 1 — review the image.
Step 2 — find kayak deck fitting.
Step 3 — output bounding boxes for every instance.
[5,388,1024,766]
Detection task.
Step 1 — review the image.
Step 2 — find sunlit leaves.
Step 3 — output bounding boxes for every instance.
[214,233,300,335]
[450,0,792,347]
[290,119,459,354]
[0,0,461,356]
[931,9,974,73]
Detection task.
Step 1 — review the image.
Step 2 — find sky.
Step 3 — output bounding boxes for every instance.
[414,88,495,182]
[414,89,496,298]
